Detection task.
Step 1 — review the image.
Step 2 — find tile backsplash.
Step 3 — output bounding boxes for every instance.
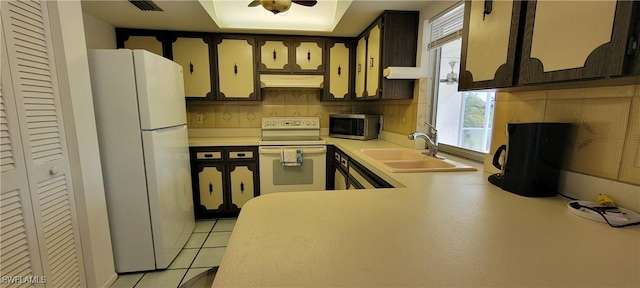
[491,84,640,186]
[186,82,422,135]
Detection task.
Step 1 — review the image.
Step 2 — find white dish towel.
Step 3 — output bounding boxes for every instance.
[281,149,303,166]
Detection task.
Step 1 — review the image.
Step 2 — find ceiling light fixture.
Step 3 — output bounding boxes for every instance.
[248,0,317,15]
[208,0,351,32]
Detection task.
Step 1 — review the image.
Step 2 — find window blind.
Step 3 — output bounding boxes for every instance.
[428,3,464,49]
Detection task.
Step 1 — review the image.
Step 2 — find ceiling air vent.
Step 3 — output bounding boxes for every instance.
[128,0,163,11]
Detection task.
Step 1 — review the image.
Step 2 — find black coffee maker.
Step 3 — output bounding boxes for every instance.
[488,123,571,197]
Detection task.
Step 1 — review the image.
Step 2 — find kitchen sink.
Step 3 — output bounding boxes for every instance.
[357,148,424,161]
[358,148,477,173]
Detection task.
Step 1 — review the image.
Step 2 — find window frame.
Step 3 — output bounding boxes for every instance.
[426,3,494,163]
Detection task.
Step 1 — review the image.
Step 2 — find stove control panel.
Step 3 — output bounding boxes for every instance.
[262,117,320,129]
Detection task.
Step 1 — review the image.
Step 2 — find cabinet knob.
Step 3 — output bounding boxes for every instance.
[240,182,245,194]
[189,61,194,74]
[209,182,213,195]
[234,63,238,75]
[49,166,59,176]
[337,65,341,76]
[370,57,374,68]
[307,50,311,61]
[273,49,277,61]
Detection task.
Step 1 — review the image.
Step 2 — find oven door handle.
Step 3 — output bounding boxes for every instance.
[259,147,327,155]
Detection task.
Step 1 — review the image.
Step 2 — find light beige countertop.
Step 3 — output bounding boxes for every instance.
[189,136,260,147]
[203,136,639,287]
[188,128,261,147]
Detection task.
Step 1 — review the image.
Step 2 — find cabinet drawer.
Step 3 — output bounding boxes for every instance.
[228,151,254,160]
[196,151,223,160]
[340,157,348,169]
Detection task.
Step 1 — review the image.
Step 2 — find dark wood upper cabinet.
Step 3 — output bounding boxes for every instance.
[116,29,216,99]
[213,34,260,101]
[171,34,214,99]
[355,11,419,100]
[459,0,522,91]
[323,38,355,101]
[378,11,419,100]
[115,12,421,101]
[460,0,640,91]
[518,0,640,85]
[256,36,325,74]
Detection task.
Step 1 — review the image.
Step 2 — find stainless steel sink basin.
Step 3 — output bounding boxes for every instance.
[358,148,477,173]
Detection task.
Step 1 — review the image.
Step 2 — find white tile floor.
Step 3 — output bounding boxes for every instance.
[110,218,236,288]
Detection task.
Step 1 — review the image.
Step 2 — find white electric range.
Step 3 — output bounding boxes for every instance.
[259,117,327,194]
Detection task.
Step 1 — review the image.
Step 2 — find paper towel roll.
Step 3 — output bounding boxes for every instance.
[383,67,424,79]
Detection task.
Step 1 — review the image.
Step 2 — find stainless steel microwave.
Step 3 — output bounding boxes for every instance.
[329,114,380,140]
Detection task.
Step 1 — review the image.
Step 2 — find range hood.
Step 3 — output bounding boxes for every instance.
[260,74,324,89]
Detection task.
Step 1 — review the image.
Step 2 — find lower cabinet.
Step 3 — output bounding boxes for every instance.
[228,163,258,209]
[332,146,392,190]
[197,164,225,211]
[191,146,260,218]
[334,167,348,190]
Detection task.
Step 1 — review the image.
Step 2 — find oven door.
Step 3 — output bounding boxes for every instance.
[259,145,327,194]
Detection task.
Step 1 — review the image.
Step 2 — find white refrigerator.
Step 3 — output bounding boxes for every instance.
[88,49,195,273]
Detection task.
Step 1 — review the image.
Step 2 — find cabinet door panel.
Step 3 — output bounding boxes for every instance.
[295,41,323,71]
[198,166,224,211]
[328,42,350,100]
[334,168,347,190]
[217,38,256,99]
[366,25,381,98]
[530,2,616,73]
[460,0,520,90]
[464,0,513,81]
[260,40,289,71]
[355,37,366,99]
[124,36,163,57]
[229,164,256,209]
[173,37,211,98]
[519,0,634,84]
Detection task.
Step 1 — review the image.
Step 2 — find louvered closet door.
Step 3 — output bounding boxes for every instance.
[1,32,46,288]
[2,1,85,287]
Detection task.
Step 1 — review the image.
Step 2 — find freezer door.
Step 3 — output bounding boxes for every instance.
[142,125,195,269]
[134,50,187,130]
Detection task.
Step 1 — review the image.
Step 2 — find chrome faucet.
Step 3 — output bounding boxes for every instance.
[408,122,440,158]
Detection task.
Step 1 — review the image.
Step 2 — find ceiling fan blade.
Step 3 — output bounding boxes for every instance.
[248,0,261,7]
[292,0,317,7]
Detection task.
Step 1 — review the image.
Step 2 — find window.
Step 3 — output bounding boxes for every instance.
[428,3,495,160]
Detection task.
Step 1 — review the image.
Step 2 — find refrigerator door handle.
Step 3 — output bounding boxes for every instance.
[143,124,186,134]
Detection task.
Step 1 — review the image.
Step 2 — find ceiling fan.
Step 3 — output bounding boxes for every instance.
[439,60,458,85]
[248,0,318,15]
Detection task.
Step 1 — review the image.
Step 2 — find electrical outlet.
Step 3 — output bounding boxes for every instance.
[196,113,204,124]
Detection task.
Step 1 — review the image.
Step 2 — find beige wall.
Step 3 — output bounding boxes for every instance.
[82,12,116,49]
[491,84,640,186]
